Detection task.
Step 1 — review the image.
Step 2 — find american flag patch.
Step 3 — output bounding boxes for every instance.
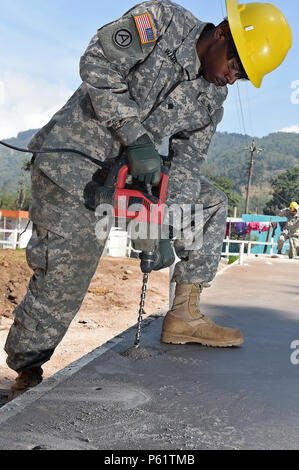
[134,14,156,45]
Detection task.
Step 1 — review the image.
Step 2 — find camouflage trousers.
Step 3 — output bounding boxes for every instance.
[277,231,298,258]
[5,164,107,372]
[5,222,105,373]
[5,166,227,372]
[168,171,228,285]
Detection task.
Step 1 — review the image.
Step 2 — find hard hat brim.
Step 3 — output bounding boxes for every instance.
[226,0,263,88]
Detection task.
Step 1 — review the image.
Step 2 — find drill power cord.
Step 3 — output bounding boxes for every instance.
[0,140,110,170]
[1,139,168,353]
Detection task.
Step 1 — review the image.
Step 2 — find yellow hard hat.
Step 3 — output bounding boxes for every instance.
[290,201,299,212]
[226,0,292,88]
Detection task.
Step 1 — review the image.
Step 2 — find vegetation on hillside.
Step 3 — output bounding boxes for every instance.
[205,131,299,188]
[209,175,241,217]
[264,168,299,214]
[0,129,298,214]
[205,131,299,214]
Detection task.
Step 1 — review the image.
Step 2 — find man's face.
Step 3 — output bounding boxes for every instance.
[200,26,243,87]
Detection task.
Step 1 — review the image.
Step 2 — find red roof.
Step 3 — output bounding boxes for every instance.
[0,210,29,219]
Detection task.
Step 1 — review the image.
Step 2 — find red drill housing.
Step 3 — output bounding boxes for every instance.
[114,165,169,225]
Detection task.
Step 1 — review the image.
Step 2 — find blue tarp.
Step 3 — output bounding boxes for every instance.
[240,214,288,254]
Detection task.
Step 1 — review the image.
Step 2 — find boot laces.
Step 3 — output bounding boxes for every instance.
[192,285,205,319]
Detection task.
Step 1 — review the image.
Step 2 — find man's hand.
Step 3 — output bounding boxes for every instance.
[127,134,162,186]
[153,239,176,271]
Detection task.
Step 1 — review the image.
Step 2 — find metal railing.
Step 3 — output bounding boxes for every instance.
[221,237,279,265]
[0,229,292,265]
[0,228,19,249]
[0,228,32,249]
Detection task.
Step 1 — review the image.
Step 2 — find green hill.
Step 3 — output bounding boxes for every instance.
[205,131,299,189]
[1,128,299,199]
[0,129,38,191]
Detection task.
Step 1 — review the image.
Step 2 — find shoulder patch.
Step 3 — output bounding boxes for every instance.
[113,29,133,48]
[134,14,156,45]
[97,17,143,62]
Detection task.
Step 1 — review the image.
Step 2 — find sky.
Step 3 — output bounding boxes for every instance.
[0,0,298,140]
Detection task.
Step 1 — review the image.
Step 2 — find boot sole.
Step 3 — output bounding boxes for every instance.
[161,333,243,347]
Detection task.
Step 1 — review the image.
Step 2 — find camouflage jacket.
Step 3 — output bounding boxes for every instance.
[29,0,228,202]
[278,209,299,237]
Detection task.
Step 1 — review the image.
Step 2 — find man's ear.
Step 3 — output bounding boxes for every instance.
[214,23,230,41]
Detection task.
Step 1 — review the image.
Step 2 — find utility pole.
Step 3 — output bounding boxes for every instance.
[16,172,26,211]
[244,140,263,214]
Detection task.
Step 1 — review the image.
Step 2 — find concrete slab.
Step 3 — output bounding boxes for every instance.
[0,257,298,450]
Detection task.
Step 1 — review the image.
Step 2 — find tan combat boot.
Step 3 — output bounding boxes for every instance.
[161,284,243,347]
[8,367,43,402]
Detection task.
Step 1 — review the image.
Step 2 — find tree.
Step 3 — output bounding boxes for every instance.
[264,167,299,214]
[0,161,32,211]
[0,182,18,209]
[248,193,270,215]
[22,185,32,211]
[15,160,31,210]
[211,176,241,217]
[15,173,26,210]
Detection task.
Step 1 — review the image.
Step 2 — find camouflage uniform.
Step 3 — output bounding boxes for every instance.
[277,209,299,258]
[5,0,228,371]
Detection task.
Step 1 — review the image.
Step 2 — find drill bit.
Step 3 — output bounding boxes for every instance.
[134,273,149,348]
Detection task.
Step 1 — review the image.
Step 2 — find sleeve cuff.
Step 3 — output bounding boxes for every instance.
[111,118,147,146]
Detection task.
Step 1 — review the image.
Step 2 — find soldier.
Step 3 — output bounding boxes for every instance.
[5,0,292,400]
[277,202,299,258]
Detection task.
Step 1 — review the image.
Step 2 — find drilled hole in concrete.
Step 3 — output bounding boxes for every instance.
[120,346,152,360]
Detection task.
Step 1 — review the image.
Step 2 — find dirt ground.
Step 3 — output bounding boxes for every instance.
[0,249,227,392]
[0,250,171,390]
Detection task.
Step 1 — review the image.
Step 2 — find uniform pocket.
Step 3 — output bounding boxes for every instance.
[26,224,49,273]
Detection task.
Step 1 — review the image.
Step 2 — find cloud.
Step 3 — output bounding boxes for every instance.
[279,125,299,134]
[0,73,74,140]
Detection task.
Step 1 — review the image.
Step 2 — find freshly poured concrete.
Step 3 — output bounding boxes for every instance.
[0,257,299,450]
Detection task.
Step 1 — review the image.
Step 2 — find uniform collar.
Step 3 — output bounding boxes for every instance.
[175,22,215,80]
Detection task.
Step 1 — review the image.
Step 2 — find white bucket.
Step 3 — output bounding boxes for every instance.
[107,228,128,257]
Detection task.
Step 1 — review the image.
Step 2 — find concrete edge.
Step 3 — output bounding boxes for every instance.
[0,336,124,425]
[216,258,240,276]
[0,311,166,425]
[0,258,242,423]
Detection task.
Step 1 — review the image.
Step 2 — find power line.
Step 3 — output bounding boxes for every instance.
[250,165,294,206]
[236,83,249,143]
[235,83,255,213]
[243,141,264,213]
[233,84,244,136]
[245,84,254,137]
[271,191,291,206]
